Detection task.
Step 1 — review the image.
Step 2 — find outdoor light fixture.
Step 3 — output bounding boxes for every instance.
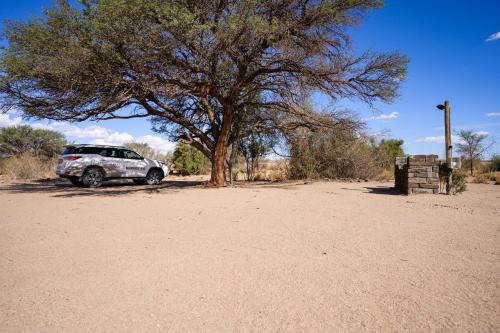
[436,104,445,110]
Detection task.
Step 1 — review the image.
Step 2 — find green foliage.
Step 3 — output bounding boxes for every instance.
[377,139,404,167]
[451,172,467,194]
[0,125,66,158]
[172,143,211,175]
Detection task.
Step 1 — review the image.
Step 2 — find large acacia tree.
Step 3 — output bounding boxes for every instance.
[0,0,407,186]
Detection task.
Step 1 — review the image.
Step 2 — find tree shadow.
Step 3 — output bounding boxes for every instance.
[0,178,206,198]
[363,186,402,195]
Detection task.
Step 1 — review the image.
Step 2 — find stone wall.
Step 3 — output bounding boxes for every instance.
[395,155,440,194]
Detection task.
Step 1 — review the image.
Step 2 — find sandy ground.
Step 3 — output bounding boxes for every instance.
[0,177,499,332]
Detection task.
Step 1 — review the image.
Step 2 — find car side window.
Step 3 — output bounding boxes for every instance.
[106,148,120,158]
[122,150,143,160]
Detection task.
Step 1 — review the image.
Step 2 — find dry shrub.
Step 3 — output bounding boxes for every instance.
[0,153,58,180]
[289,130,380,180]
[253,160,288,181]
[375,168,394,182]
[486,171,499,182]
[473,174,489,184]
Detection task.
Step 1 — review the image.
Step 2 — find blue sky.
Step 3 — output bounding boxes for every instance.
[1,0,499,157]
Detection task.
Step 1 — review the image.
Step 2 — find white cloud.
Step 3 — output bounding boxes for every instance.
[486,112,500,117]
[418,131,488,144]
[0,112,175,153]
[0,112,22,127]
[486,32,500,42]
[417,135,461,144]
[366,111,399,121]
[134,135,176,154]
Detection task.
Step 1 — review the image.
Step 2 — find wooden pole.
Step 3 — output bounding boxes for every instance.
[444,100,452,195]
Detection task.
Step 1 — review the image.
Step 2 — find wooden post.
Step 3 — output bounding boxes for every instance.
[444,100,452,195]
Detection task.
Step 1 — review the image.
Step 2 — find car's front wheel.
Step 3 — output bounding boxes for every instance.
[82,167,104,188]
[145,169,163,185]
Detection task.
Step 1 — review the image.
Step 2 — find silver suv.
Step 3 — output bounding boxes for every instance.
[56,144,169,187]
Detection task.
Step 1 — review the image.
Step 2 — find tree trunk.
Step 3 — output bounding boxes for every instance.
[210,146,227,186]
[209,108,233,186]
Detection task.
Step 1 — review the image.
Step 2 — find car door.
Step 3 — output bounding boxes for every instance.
[101,148,125,178]
[120,149,148,177]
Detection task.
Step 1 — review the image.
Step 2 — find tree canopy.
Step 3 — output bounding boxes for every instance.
[0,0,408,185]
[0,125,66,158]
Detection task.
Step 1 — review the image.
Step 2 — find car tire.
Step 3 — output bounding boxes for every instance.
[69,177,83,186]
[145,169,163,185]
[82,167,104,188]
[133,179,146,185]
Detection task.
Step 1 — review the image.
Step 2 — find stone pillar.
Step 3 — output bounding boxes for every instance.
[395,155,440,195]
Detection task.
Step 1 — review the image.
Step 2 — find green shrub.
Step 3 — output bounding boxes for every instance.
[451,172,467,194]
[172,143,211,175]
[0,125,66,158]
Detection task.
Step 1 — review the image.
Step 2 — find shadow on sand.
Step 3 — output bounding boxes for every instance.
[0,178,313,198]
[0,179,206,198]
[363,186,402,195]
[0,179,401,198]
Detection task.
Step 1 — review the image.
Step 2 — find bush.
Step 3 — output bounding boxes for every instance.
[451,172,467,194]
[0,125,66,158]
[288,129,381,180]
[0,153,58,180]
[473,174,489,184]
[172,143,211,175]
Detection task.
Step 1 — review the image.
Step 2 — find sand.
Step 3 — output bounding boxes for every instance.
[1,178,499,332]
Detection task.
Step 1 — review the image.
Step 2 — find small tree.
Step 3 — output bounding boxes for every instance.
[0,125,66,158]
[172,143,211,175]
[455,130,494,175]
[238,134,271,181]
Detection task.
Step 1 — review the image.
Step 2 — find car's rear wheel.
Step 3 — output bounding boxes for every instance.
[146,169,163,185]
[82,167,104,188]
[133,179,146,185]
[69,177,83,186]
